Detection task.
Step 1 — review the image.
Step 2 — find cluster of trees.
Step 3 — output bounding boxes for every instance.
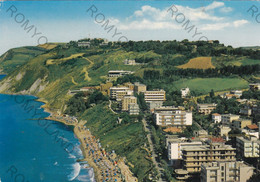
[163,90,184,107]
[142,65,259,83]
[164,64,260,78]
[114,74,143,85]
[161,55,188,67]
[121,40,260,59]
[135,57,155,63]
[65,91,108,116]
[65,93,86,116]
[118,112,143,124]
[143,70,160,80]
[197,90,240,115]
[136,93,148,111]
[241,90,260,100]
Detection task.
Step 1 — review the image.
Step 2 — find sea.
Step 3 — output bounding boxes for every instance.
[0,75,94,182]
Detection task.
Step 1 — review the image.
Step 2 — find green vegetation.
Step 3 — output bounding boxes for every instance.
[0,46,46,73]
[80,104,153,181]
[65,91,108,116]
[166,77,248,95]
[212,56,260,67]
[1,39,260,181]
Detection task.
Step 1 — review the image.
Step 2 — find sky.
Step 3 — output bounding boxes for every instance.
[0,0,260,55]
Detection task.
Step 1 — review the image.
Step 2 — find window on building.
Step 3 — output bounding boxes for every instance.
[221,172,224,177]
[221,166,224,171]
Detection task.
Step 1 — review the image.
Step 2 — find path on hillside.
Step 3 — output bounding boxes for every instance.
[108,100,118,114]
[142,118,165,182]
[82,57,94,81]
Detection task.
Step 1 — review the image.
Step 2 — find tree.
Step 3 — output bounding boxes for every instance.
[210,89,215,98]
[136,93,148,111]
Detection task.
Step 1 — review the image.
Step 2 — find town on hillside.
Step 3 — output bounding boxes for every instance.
[2,1,260,182]
[65,61,260,182]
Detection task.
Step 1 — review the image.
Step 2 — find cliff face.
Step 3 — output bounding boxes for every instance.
[0,43,146,110]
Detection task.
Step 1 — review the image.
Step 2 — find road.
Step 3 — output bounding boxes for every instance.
[142,118,165,182]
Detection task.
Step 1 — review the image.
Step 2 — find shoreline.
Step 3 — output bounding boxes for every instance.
[37,99,102,182]
[40,98,138,182]
[1,93,137,182]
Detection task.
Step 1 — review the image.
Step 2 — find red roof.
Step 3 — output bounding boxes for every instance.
[247,124,258,130]
[209,137,225,143]
[164,127,182,133]
[212,113,221,116]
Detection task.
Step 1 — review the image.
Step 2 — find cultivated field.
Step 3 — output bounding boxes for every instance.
[168,77,248,94]
[177,57,215,69]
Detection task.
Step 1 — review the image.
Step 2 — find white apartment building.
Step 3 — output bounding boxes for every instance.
[122,96,137,111]
[201,161,254,182]
[236,136,260,158]
[144,90,166,102]
[109,87,132,100]
[167,138,202,166]
[154,106,192,127]
[144,90,166,111]
[128,103,140,115]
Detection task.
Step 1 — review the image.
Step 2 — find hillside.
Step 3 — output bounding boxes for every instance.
[0,40,259,109]
[177,57,215,69]
[241,46,260,50]
[0,39,259,180]
[0,46,46,74]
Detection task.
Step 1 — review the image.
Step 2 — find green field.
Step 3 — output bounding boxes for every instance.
[212,56,260,67]
[168,77,248,94]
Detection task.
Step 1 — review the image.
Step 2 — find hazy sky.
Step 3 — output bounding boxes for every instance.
[0,1,260,55]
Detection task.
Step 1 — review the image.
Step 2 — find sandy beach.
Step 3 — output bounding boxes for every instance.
[41,99,137,182]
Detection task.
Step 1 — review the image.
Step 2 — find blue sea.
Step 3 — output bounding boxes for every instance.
[0,75,94,182]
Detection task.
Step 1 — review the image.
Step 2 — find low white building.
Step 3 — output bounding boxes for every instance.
[230,90,243,98]
[124,59,136,65]
[219,126,231,138]
[240,105,252,116]
[197,103,217,115]
[249,83,260,91]
[221,114,240,125]
[242,124,259,139]
[180,87,190,98]
[78,41,91,47]
[212,113,222,123]
[108,70,134,78]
